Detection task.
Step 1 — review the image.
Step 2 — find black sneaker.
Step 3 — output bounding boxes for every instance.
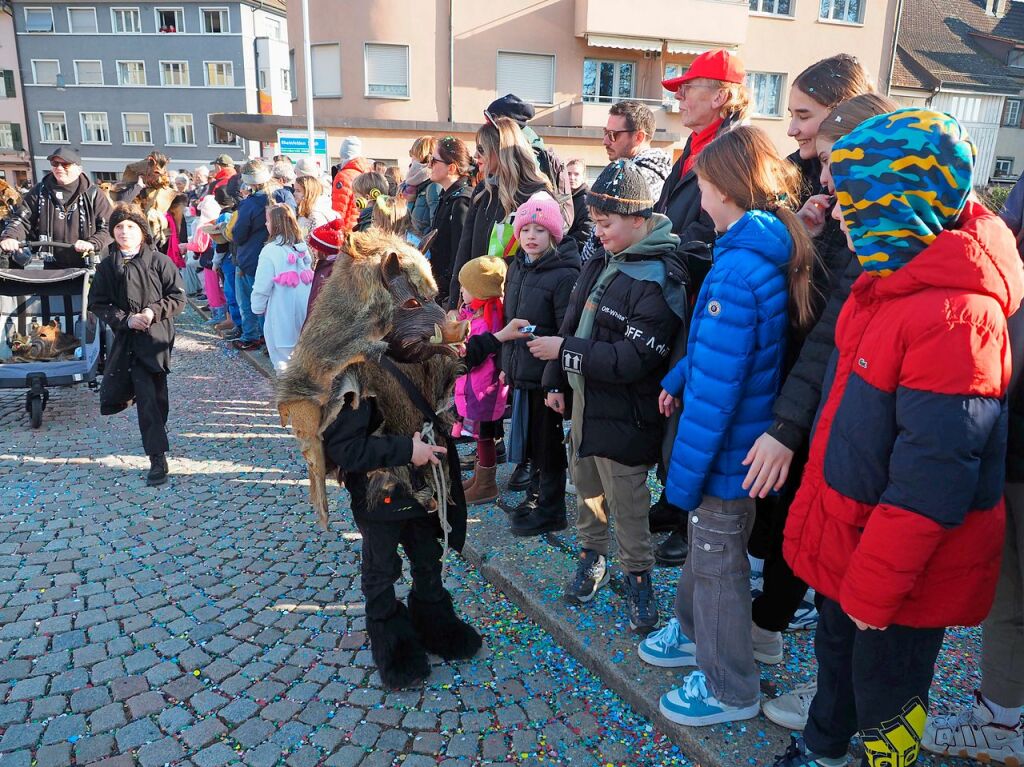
[622,570,659,634]
[770,736,848,767]
[564,549,609,604]
[146,454,169,487]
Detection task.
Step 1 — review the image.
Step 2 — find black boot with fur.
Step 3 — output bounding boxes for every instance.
[366,602,431,689]
[408,590,482,661]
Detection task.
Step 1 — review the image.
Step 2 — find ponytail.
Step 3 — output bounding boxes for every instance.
[774,206,818,333]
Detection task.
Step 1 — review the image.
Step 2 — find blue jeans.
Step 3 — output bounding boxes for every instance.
[235,270,263,342]
[220,258,242,327]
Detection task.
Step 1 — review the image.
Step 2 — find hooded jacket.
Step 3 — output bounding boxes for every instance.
[784,202,1024,628]
[330,157,371,233]
[429,177,472,301]
[662,210,791,510]
[230,191,269,276]
[501,238,581,389]
[544,214,686,466]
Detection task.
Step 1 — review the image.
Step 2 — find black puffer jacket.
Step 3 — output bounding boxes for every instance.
[448,178,549,306]
[566,184,594,252]
[502,238,581,389]
[544,219,686,466]
[429,177,471,302]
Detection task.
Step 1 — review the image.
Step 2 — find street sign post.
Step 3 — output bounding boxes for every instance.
[276,129,329,169]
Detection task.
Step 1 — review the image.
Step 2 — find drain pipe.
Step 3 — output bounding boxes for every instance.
[448,0,454,124]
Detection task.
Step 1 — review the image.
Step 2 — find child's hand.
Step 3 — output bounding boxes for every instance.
[741,432,795,498]
[527,335,562,360]
[410,432,447,467]
[658,389,680,418]
[494,318,531,343]
[545,392,565,414]
[796,194,831,238]
[849,614,887,631]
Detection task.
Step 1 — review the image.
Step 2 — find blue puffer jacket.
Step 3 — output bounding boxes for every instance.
[231,191,270,276]
[663,210,791,510]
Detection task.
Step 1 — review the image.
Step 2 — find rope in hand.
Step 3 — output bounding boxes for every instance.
[419,419,452,562]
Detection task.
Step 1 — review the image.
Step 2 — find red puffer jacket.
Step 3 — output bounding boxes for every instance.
[331,157,371,233]
[784,202,1024,629]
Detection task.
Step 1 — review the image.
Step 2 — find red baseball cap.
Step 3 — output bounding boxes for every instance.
[661,49,746,91]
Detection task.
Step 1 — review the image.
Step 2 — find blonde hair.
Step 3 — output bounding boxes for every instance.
[370,195,410,236]
[352,171,388,200]
[690,78,752,122]
[474,116,552,215]
[267,203,302,246]
[694,126,817,332]
[409,136,436,164]
[294,176,324,220]
[817,93,900,143]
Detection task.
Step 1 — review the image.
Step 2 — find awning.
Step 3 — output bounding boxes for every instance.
[587,34,662,52]
[666,40,737,55]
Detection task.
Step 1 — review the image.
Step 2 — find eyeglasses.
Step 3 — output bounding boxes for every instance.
[429,156,448,166]
[50,161,73,169]
[603,128,636,142]
[675,83,720,98]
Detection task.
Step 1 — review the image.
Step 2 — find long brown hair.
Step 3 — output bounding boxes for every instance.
[267,203,302,246]
[294,176,323,220]
[474,116,552,215]
[817,93,899,143]
[694,126,817,332]
[436,135,471,177]
[370,195,410,237]
[793,54,875,109]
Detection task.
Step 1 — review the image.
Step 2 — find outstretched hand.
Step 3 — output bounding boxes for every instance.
[494,318,531,343]
[410,431,447,467]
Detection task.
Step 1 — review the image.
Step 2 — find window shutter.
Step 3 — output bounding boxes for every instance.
[11,123,21,151]
[310,44,341,97]
[496,52,554,105]
[2,70,13,98]
[365,44,408,96]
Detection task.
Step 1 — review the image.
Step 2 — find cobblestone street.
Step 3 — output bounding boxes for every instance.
[0,308,689,767]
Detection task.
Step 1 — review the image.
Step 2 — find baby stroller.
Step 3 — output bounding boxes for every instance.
[0,241,105,428]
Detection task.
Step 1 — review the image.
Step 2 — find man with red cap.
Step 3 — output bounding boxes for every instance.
[650,49,751,568]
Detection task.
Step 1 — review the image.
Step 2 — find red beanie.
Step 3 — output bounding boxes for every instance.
[310,218,344,255]
[513,192,563,244]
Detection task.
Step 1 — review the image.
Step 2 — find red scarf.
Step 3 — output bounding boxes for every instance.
[469,296,504,333]
[683,118,724,176]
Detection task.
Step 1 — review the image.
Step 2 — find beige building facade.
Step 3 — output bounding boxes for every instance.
[219,0,897,174]
[0,7,31,185]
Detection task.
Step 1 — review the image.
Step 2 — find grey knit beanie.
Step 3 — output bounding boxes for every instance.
[586,159,654,218]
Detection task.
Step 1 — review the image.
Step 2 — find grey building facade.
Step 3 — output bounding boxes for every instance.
[12,0,287,181]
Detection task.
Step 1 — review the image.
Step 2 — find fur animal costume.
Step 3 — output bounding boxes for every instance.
[277,229,481,689]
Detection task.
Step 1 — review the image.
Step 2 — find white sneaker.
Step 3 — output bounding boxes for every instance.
[923,692,1024,765]
[752,622,784,664]
[660,670,760,727]
[788,590,819,631]
[763,680,817,731]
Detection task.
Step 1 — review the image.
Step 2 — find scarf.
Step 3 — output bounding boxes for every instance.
[683,118,723,176]
[469,296,504,333]
[831,108,975,277]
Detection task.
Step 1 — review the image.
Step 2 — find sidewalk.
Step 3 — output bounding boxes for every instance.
[205,299,979,767]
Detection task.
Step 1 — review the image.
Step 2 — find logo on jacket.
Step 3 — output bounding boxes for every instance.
[861,697,926,767]
[708,300,721,317]
[858,358,868,369]
[562,349,583,374]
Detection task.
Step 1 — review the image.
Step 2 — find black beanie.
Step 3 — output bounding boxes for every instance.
[485,94,535,127]
[108,204,154,244]
[586,159,654,218]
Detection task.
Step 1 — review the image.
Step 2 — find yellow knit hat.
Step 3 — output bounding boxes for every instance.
[458,256,506,300]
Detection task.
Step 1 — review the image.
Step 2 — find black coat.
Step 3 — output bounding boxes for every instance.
[448,178,548,306]
[429,177,471,301]
[544,246,685,467]
[501,238,581,389]
[90,244,185,411]
[566,184,594,252]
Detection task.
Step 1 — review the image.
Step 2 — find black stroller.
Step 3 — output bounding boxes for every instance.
[0,241,106,428]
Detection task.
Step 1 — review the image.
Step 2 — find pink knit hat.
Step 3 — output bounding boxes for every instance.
[513,192,563,244]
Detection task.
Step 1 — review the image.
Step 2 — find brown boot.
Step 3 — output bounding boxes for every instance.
[215,318,235,331]
[462,461,479,493]
[464,465,497,505]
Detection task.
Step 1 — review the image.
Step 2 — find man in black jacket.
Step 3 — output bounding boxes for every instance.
[1,147,114,269]
[565,159,594,252]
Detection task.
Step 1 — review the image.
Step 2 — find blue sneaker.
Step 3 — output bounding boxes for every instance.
[638,618,696,668]
[769,736,848,767]
[660,670,760,727]
[622,570,659,634]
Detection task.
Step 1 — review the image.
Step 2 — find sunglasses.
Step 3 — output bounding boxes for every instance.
[50,161,73,169]
[603,128,636,142]
[429,156,448,166]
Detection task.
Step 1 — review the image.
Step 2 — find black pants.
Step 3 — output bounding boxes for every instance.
[749,447,811,632]
[356,516,447,622]
[524,388,566,473]
[804,596,945,766]
[131,365,169,456]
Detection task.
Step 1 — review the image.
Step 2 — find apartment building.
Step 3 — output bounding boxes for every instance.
[216,0,897,175]
[12,0,290,181]
[0,6,30,186]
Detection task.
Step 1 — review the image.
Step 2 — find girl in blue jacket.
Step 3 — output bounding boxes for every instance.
[639,126,816,727]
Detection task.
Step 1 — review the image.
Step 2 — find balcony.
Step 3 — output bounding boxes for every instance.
[574,0,749,50]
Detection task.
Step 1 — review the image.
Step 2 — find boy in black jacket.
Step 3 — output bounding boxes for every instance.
[534,160,687,634]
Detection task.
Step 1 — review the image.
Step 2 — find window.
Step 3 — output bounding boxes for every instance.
[122,112,152,144]
[24,8,53,33]
[209,118,238,146]
[111,8,142,33]
[160,61,190,86]
[201,8,228,33]
[258,69,267,90]
[75,60,104,85]
[92,171,119,183]
[995,158,1014,177]
[68,7,99,33]
[80,112,110,143]
[747,71,786,117]
[264,17,282,39]
[582,59,635,104]
[1010,50,1024,69]
[662,63,683,100]
[0,123,23,151]
[165,113,194,145]
[31,60,60,86]
[117,61,146,86]
[311,43,341,97]
[819,0,863,23]
[750,0,792,14]
[281,69,290,93]
[204,62,233,87]
[364,43,410,98]
[496,51,555,106]
[1004,98,1022,127]
[156,8,184,32]
[0,71,16,98]
[39,112,68,143]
